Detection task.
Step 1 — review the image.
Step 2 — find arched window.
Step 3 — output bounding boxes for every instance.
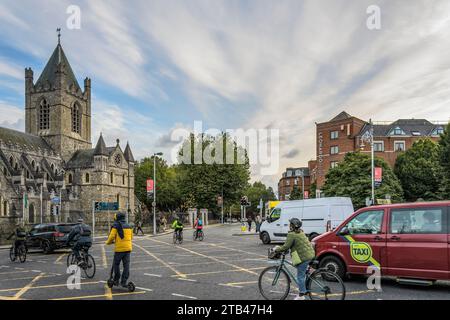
[85,173,90,183]
[31,160,35,169]
[51,163,55,172]
[122,174,126,185]
[110,172,114,184]
[3,201,8,217]
[9,156,13,167]
[39,99,50,130]
[71,103,81,134]
[68,174,73,184]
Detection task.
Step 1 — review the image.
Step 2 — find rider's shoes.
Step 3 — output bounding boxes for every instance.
[294,295,306,300]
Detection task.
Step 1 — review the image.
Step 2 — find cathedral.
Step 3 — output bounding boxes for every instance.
[0,37,135,235]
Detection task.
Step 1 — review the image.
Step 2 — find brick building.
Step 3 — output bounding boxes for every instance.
[311,111,447,196]
[278,167,311,200]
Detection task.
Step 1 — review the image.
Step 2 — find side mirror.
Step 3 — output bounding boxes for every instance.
[338,227,350,236]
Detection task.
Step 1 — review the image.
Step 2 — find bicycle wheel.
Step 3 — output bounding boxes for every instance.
[173,232,177,244]
[193,231,197,241]
[179,232,183,244]
[258,266,291,300]
[18,246,27,263]
[9,247,16,262]
[198,231,204,241]
[67,252,77,267]
[306,270,346,300]
[83,254,96,279]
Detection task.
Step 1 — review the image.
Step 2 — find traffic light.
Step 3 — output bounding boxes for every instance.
[240,196,249,206]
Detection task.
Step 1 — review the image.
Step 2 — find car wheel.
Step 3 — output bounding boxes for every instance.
[319,255,346,280]
[308,233,319,241]
[261,232,271,245]
[42,241,52,254]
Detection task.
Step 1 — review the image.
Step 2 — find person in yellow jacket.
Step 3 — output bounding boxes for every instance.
[106,212,133,287]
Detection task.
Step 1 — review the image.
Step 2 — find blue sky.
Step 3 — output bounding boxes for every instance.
[1,0,450,191]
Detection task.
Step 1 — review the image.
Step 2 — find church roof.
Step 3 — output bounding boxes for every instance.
[124,142,135,162]
[0,127,54,153]
[330,111,352,122]
[35,43,81,91]
[66,146,119,169]
[93,134,108,156]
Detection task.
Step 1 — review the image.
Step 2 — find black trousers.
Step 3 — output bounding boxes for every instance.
[113,251,131,285]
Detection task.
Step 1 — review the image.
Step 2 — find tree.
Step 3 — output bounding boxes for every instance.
[289,186,303,200]
[245,182,277,215]
[134,156,182,213]
[176,133,251,214]
[439,123,450,198]
[394,139,443,201]
[322,152,404,209]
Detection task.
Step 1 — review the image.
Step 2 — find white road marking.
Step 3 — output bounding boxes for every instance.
[172,293,197,300]
[177,278,197,282]
[144,273,162,278]
[14,267,24,270]
[31,270,41,273]
[135,286,153,292]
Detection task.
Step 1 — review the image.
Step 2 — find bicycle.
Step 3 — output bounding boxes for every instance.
[173,230,183,244]
[9,243,27,263]
[258,251,346,300]
[66,244,96,279]
[193,229,204,241]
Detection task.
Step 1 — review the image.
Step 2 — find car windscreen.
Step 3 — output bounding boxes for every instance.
[56,225,75,233]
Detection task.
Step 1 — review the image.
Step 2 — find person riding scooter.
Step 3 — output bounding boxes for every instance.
[106,213,133,288]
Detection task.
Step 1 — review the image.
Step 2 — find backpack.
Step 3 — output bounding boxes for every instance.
[198,219,203,226]
[80,224,92,237]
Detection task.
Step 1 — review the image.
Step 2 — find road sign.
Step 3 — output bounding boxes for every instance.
[51,197,60,204]
[94,202,119,212]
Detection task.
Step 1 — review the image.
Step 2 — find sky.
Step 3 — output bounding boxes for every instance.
[1,0,450,192]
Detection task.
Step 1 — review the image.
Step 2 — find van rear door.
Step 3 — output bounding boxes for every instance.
[385,206,449,280]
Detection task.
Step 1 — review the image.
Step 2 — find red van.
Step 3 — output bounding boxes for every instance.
[312,201,450,283]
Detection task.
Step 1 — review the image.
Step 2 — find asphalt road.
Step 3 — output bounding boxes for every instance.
[0,224,449,300]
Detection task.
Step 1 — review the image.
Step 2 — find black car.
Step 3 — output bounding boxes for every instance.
[26,223,77,254]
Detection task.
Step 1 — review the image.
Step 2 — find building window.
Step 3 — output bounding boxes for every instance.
[394,141,406,152]
[110,172,114,184]
[39,99,50,130]
[330,146,339,155]
[85,173,90,183]
[330,161,339,169]
[285,180,290,186]
[432,127,444,136]
[3,201,8,216]
[286,171,292,177]
[373,141,384,152]
[9,156,13,167]
[391,127,405,136]
[71,103,81,134]
[330,131,339,140]
[68,174,73,184]
[122,174,126,185]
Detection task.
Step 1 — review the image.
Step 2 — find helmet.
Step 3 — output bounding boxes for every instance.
[116,212,126,222]
[289,218,302,230]
[77,218,84,223]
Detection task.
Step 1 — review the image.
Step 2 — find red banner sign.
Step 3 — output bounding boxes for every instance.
[146,179,154,192]
[374,167,383,183]
[304,191,309,199]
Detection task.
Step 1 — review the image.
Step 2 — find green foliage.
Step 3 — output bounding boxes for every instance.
[289,186,303,200]
[439,123,450,198]
[322,152,404,209]
[245,182,277,214]
[394,139,443,201]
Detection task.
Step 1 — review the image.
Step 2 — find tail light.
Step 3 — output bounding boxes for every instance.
[326,220,332,232]
[53,232,65,237]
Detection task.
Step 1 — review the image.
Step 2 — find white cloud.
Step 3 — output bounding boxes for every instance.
[0,101,24,130]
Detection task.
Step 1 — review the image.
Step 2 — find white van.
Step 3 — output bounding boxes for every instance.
[259,197,354,244]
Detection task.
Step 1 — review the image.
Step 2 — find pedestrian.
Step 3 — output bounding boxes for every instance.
[161,215,167,231]
[106,212,133,288]
[255,214,262,233]
[135,219,144,236]
[247,216,253,232]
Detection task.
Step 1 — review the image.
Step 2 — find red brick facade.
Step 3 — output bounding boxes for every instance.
[278,168,311,200]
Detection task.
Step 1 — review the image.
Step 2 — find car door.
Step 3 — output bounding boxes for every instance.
[27,225,40,248]
[385,206,448,280]
[338,209,386,275]
[448,206,450,280]
[267,208,283,240]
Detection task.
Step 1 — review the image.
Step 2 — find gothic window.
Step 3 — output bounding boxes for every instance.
[72,103,81,134]
[3,201,8,216]
[110,172,114,184]
[122,174,126,185]
[85,173,90,183]
[68,174,73,184]
[9,156,13,167]
[39,99,50,130]
[31,160,35,169]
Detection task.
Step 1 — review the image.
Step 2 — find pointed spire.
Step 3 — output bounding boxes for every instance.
[124,141,135,163]
[35,38,81,90]
[94,133,108,156]
[57,28,61,45]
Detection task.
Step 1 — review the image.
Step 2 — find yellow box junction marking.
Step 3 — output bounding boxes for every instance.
[134,243,186,278]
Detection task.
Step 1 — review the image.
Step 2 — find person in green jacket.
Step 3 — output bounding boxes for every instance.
[275,218,315,300]
[171,217,184,239]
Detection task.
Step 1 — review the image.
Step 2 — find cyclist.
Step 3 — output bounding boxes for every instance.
[66,218,92,265]
[7,223,27,255]
[106,212,133,288]
[171,217,184,241]
[273,218,315,300]
[194,215,203,239]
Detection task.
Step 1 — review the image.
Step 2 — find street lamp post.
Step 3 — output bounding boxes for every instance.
[153,152,163,235]
[361,119,375,206]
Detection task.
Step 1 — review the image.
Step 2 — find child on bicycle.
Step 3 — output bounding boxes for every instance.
[7,223,27,255]
[194,215,203,239]
[274,218,315,300]
[171,217,184,239]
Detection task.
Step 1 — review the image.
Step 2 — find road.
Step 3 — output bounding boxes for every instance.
[0,224,449,300]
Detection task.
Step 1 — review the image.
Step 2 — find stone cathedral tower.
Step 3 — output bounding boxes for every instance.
[24,38,92,161]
